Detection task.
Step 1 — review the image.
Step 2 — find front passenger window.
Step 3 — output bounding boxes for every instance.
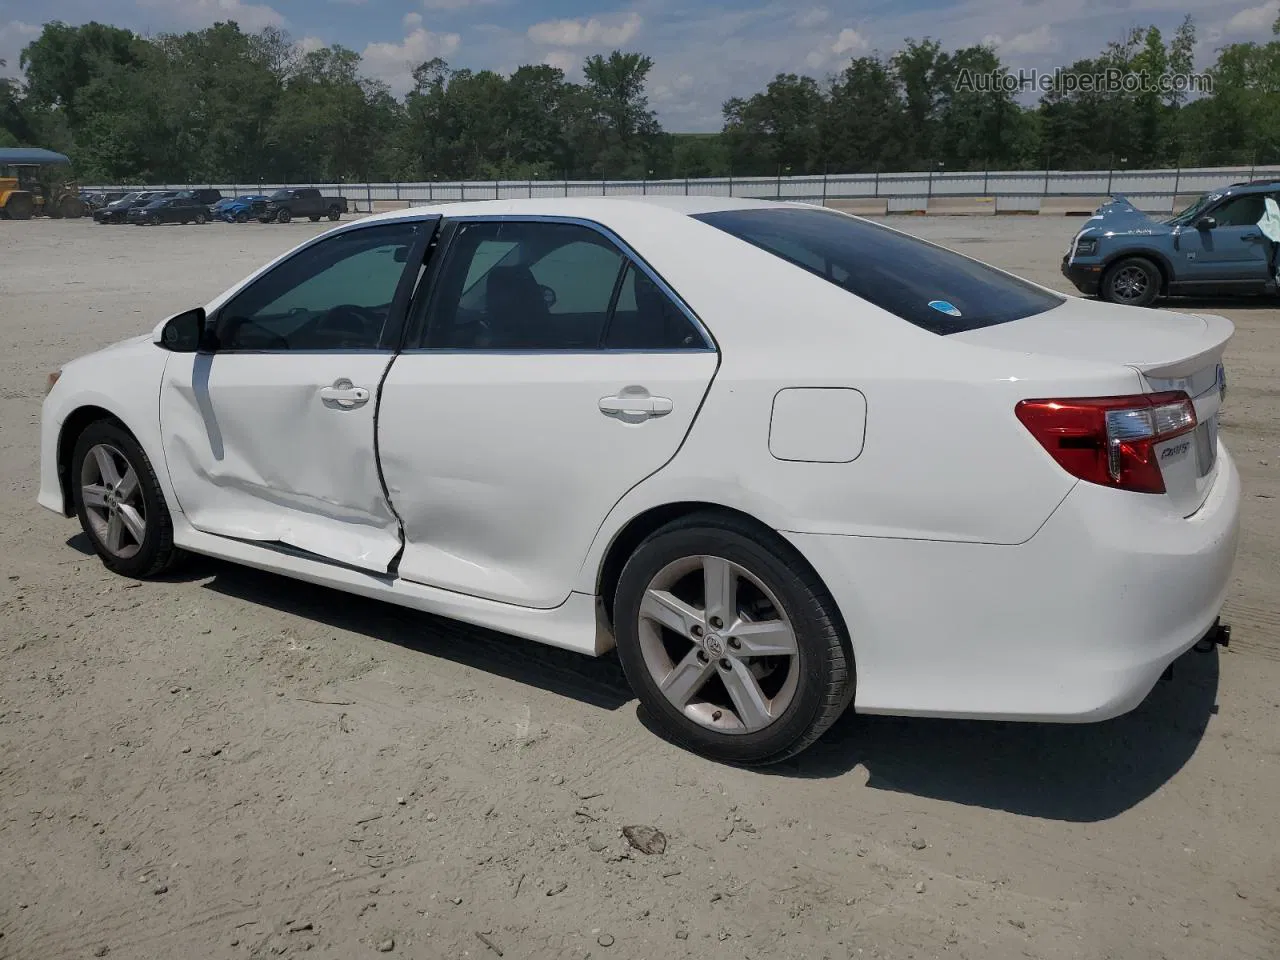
[214,221,422,352]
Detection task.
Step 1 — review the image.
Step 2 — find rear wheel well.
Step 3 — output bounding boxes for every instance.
[56,407,126,515]
[596,502,831,628]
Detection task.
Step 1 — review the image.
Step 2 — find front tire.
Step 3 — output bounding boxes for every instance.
[276,208,292,224]
[1101,256,1160,307]
[71,420,182,578]
[613,513,854,765]
[195,212,207,225]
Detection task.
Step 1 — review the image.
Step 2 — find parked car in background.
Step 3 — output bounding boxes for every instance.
[177,188,222,208]
[127,195,212,226]
[260,187,348,223]
[217,194,270,223]
[81,191,128,213]
[93,191,177,224]
[1062,178,1280,306]
[39,197,1239,764]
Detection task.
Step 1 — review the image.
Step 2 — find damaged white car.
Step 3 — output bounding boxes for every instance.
[40,197,1240,764]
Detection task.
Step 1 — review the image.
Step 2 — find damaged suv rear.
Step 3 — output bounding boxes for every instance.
[1061,178,1279,307]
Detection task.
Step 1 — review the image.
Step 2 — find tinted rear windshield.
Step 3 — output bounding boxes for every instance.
[692,207,1063,334]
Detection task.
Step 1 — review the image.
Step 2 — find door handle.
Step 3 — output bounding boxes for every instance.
[319,379,370,409]
[599,390,674,423]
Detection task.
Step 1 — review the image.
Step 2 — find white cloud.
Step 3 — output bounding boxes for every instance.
[0,20,41,76]
[361,25,461,94]
[831,28,868,55]
[1225,0,1279,32]
[423,0,499,8]
[527,11,642,47]
[805,26,868,68]
[986,24,1055,55]
[542,50,579,73]
[297,35,325,54]
[136,0,286,32]
[404,12,423,30]
[796,7,830,28]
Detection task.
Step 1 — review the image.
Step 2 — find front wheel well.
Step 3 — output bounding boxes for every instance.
[56,406,128,515]
[1102,251,1170,293]
[596,502,832,629]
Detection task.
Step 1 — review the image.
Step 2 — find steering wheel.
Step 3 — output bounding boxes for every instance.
[317,304,383,344]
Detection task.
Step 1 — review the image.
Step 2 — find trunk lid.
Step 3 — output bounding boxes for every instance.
[956,299,1232,517]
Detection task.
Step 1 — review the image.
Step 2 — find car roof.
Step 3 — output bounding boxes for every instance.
[355,194,795,228]
[0,147,71,165]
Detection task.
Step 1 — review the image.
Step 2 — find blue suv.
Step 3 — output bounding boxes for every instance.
[1061,178,1279,307]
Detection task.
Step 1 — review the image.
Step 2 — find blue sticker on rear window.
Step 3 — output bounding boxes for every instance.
[928,300,962,317]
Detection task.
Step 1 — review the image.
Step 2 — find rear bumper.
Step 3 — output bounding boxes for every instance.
[1061,255,1103,296]
[787,445,1241,722]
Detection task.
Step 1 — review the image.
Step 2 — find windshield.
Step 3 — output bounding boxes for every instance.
[1167,193,1218,225]
[692,207,1063,334]
[270,190,291,200]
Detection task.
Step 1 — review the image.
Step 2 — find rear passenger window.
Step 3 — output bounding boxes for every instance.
[423,220,709,351]
[604,263,705,350]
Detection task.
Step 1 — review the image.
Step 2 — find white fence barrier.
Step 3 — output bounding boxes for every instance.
[88,164,1280,216]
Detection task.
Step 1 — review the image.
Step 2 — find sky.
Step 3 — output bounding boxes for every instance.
[0,0,1275,130]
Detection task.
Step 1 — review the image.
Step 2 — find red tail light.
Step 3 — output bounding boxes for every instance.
[1015,391,1196,494]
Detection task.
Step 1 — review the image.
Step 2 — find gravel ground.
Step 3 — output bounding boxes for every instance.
[1,214,1277,960]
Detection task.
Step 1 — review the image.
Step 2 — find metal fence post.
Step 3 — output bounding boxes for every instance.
[927,167,933,199]
[1105,158,1113,197]
[685,175,690,196]
[395,182,401,200]
[495,180,500,200]
[528,179,533,199]
[983,163,989,195]
[1173,164,1181,199]
[821,168,828,204]
[366,182,372,213]
[428,181,434,202]
[874,168,880,197]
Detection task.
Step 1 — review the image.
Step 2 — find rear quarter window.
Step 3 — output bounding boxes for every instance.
[692,207,1064,334]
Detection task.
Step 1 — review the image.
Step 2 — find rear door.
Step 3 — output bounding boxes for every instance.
[378,216,718,608]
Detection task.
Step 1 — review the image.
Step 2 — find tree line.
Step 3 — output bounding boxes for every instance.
[1,14,1277,185]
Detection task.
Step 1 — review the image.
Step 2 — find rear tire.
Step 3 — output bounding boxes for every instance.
[327,206,341,222]
[1101,256,1160,308]
[309,215,321,222]
[71,420,183,579]
[613,512,855,765]
[57,196,86,218]
[235,211,249,224]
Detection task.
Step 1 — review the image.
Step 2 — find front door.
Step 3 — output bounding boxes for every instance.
[378,217,719,608]
[1177,192,1272,284]
[159,217,435,572]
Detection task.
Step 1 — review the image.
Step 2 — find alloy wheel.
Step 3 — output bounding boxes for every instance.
[79,443,147,559]
[1111,265,1149,303]
[637,555,800,734]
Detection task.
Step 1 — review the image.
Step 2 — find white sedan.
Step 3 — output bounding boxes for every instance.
[39,197,1241,764]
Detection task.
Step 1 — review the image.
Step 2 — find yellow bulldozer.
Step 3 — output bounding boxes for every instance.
[0,147,87,220]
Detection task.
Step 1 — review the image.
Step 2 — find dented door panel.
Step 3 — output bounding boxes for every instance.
[159,352,401,571]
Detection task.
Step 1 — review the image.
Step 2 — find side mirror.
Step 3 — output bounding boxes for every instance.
[153,307,208,352]
[1195,216,1216,231]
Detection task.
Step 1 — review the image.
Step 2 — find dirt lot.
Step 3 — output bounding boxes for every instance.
[1,214,1277,960]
